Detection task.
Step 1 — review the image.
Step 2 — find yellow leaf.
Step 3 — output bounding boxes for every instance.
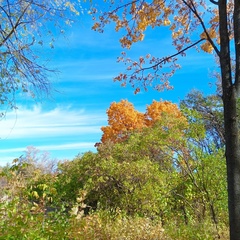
[43,192,46,199]
[32,191,39,199]
[163,19,171,26]
[201,42,214,53]
[200,31,207,39]
[210,16,219,23]
[172,29,183,39]
[201,29,217,39]
[209,28,217,38]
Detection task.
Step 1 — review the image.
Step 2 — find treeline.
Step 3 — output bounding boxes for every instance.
[0,90,229,239]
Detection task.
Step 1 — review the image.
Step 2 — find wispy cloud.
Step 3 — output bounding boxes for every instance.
[0,142,96,166]
[1,105,106,139]
[0,142,95,154]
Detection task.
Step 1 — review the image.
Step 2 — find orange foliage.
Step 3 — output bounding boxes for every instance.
[101,99,186,143]
[145,100,186,126]
[91,1,231,52]
[101,100,145,143]
[91,1,235,92]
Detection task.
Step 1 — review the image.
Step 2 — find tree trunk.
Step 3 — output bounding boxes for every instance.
[223,86,240,240]
[219,0,240,238]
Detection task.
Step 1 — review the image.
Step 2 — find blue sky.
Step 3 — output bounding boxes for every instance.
[0,5,218,166]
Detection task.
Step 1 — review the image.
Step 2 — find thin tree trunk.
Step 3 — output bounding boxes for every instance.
[223,87,240,240]
[219,0,240,238]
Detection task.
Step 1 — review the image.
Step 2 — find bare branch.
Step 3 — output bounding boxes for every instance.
[209,0,219,5]
[140,38,205,72]
[108,0,141,15]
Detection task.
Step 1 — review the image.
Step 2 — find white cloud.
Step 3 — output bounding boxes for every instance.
[0,142,95,154]
[38,142,95,151]
[0,147,26,153]
[0,142,96,166]
[1,105,106,139]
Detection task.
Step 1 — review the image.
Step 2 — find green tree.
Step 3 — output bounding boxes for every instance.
[91,1,240,238]
[0,0,80,116]
[175,115,227,234]
[181,90,225,148]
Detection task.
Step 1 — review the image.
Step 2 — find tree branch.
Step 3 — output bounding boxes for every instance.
[181,0,220,56]
[209,0,219,5]
[140,38,205,71]
[0,0,32,47]
[108,0,141,15]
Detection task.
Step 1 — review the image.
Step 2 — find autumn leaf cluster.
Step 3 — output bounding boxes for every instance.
[90,0,234,93]
[91,0,232,53]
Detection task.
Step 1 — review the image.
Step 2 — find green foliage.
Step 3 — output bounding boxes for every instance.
[180,90,224,148]
[0,196,70,240]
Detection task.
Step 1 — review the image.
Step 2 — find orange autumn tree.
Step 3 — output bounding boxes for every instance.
[101,99,186,143]
[101,100,145,143]
[145,100,186,126]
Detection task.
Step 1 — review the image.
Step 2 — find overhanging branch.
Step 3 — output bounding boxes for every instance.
[140,38,205,71]
[209,0,219,5]
[182,0,220,56]
[0,1,32,47]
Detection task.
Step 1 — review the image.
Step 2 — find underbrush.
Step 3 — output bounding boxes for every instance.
[68,211,166,240]
[165,220,229,240]
[0,201,229,240]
